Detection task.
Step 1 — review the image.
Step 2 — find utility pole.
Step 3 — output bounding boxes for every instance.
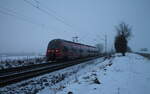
[105,34,107,54]
[95,34,107,54]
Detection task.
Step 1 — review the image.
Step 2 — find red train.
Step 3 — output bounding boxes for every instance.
[46,39,99,61]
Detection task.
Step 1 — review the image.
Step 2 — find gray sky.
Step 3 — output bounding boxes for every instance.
[0,0,150,54]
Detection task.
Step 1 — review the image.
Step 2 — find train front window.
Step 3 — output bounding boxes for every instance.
[48,41,60,49]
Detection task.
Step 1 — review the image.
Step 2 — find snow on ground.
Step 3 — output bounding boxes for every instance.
[38,53,150,94]
[1,53,149,94]
[0,55,42,61]
[0,55,45,69]
[0,57,105,94]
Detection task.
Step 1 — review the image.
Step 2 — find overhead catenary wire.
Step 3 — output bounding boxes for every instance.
[0,6,44,27]
[0,2,77,41]
[0,0,88,43]
[32,0,68,25]
[23,0,74,29]
[24,0,81,42]
[33,0,40,8]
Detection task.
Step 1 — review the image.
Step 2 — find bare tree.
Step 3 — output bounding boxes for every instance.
[114,22,132,56]
[115,22,132,40]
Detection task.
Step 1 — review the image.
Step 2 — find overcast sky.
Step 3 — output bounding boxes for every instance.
[0,0,150,54]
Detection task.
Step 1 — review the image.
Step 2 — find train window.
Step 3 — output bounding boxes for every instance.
[85,49,88,52]
[71,47,74,51]
[74,49,76,52]
[72,47,77,52]
[76,49,79,53]
[63,46,68,52]
[48,41,60,49]
[80,49,83,53]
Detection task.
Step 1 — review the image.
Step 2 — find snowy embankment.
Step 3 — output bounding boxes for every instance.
[39,53,150,94]
[0,57,105,94]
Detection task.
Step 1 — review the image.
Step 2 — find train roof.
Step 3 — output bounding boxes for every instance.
[50,39,97,49]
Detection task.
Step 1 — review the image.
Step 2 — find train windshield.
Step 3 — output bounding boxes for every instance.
[48,40,61,49]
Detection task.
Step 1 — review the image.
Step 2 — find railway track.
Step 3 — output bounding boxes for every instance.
[136,52,150,59]
[0,56,102,87]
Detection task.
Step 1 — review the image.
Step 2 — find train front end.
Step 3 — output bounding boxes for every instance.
[46,39,63,61]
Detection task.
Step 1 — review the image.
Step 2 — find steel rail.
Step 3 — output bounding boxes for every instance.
[0,56,102,87]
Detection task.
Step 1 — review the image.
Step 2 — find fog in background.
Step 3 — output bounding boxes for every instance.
[0,0,150,55]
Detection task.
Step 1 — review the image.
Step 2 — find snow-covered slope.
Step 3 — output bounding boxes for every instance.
[39,53,150,94]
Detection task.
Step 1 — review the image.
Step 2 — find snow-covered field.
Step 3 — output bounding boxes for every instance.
[0,55,43,61]
[39,53,150,94]
[1,53,150,94]
[0,55,45,69]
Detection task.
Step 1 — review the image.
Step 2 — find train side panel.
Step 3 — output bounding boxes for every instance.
[46,39,99,61]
